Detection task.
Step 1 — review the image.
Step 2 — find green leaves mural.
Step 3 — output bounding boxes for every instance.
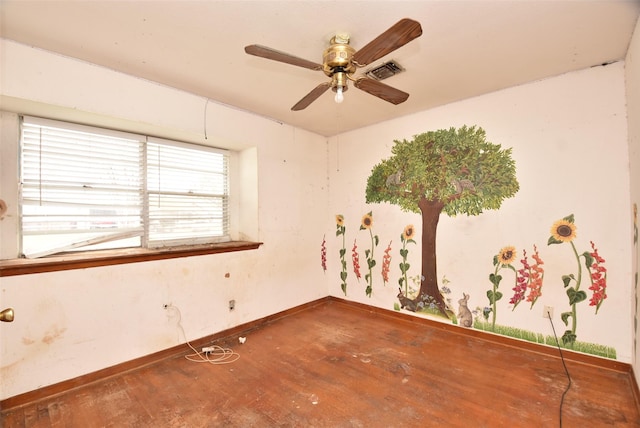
[335,215,347,295]
[360,211,379,297]
[486,246,517,329]
[399,225,416,295]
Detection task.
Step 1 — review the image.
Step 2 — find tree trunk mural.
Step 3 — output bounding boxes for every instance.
[417,197,448,316]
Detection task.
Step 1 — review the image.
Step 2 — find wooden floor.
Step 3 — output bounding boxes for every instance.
[2,299,639,427]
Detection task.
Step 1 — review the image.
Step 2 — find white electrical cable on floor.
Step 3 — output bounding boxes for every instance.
[164,304,240,365]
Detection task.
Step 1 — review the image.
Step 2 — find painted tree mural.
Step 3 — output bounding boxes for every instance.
[365,126,519,317]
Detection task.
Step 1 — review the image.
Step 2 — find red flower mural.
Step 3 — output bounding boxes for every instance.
[382,241,392,284]
[320,235,327,272]
[526,245,544,306]
[352,239,362,281]
[587,241,607,313]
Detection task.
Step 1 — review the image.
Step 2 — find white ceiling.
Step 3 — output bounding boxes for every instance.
[1,1,639,137]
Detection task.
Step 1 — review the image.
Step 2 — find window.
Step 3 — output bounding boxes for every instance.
[20,116,229,258]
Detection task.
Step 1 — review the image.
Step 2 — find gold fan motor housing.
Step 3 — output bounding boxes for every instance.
[322,39,356,77]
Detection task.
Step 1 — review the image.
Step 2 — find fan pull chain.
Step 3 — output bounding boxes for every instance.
[203,98,210,140]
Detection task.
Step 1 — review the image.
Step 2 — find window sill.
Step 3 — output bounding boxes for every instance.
[0,241,263,277]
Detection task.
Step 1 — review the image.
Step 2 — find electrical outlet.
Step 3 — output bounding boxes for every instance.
[229,299,236,311]
[202,346,216,353]
[543,305,554,319]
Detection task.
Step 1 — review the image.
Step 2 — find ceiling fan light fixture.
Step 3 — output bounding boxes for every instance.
[335,86,344,103]
[332,72,349,104]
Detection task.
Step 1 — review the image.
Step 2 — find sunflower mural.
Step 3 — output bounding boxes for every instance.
[549,217,577,244]
[485,246,517,330]
[360,211,379,297]
[484,245,545,330]
[335,215,348,295]
[548,214,608,348]
[399,225,416,296]
[396,224,418,311]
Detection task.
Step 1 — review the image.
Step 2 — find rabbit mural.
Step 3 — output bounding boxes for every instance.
[398,288,418,312]
[457,293,473,328]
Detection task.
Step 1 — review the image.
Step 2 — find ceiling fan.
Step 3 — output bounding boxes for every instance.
[244,18,422,111]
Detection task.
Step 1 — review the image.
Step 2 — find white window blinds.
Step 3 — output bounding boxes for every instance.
[20,116,229,258]
[21,117,144,257]
[146,138,229,247]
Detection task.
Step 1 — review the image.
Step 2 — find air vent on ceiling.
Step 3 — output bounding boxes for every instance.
[365,61,405,81]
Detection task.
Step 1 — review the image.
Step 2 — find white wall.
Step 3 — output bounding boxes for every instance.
[328,63,633,362]
[626,16,640,384]
[0,40,328,400]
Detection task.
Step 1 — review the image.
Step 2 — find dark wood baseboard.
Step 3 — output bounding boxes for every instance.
[631,365,640,412]
[330,297,632,372]
[2,295,638,412]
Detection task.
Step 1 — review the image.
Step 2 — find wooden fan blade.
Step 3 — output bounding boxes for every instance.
[291,82,331,111]
[352,18,422,67]
[245,44,323,71]
[354,78,409,105]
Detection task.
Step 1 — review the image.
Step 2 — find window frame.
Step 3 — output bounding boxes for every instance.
[19,116,232,257]
[145,135,231,249]
[0,113,261,275]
